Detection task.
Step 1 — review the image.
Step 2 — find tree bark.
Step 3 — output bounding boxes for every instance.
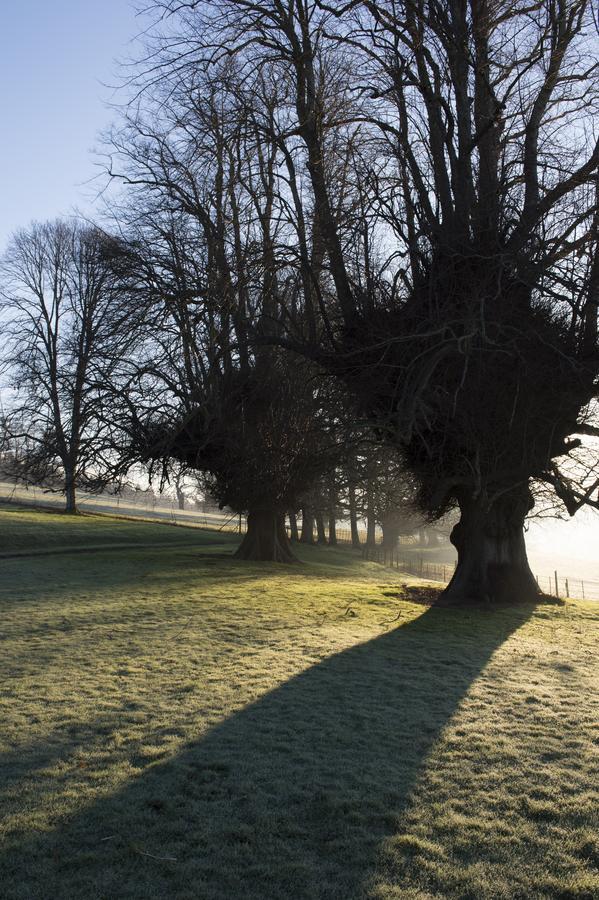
[366,485,377,548]
[315,512,327,544]
[328,478,338,545]
[441,488,539,605]
[382,521,399,551]
[288,510,299,542]
[349,485,361,548]
[64,471,77,514]
[300,507,315,544]
[234,508,297,562]
[366,514,377,548]
[328,509,337,546]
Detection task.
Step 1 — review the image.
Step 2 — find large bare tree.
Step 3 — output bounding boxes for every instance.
[140,0,599,601]
[0,220,136,512]
[106,62,341,560]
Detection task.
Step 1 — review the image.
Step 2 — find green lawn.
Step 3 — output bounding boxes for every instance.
[0,506,597,899]
[0,503,219,555]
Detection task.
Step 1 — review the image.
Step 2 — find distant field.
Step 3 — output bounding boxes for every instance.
[0,506,597,899]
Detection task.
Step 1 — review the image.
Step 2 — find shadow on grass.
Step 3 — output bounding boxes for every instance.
[0,541,242,606]
[1,604,533,900]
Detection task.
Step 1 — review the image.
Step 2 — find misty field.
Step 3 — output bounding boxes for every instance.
[0,505,598,899]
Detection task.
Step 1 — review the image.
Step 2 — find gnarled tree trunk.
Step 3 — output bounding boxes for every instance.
[234,508,297,562]
[442,487,538,605]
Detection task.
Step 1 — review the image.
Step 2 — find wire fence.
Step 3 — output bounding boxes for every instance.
[0,480,243,532]
[361,546,599,601]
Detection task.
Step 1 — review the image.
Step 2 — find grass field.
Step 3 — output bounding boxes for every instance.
[0,505,598,899]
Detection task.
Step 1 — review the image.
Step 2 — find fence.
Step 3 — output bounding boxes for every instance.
[289,526,372,546]
[361,546,599,601]
[362,545,456,582]
[0,480,245,533]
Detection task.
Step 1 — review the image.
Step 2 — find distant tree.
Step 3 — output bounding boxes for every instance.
[365,448,422,551]
[0,220,136,512]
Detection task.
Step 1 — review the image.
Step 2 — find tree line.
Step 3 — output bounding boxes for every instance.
[1,0,598,603]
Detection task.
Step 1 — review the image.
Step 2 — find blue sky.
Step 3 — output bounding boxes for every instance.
[0,1,145,248]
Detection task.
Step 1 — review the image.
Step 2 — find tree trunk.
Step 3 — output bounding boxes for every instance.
[441,488,539,605]
[382,521,399,551]
[365,481,377,547]
[64,471,77,514]
[316,512,327,544]
[234,508,298,562]
[176,486,185,510]
[328,509,337,545]
[300,507,315,544]
[366,513,377,548]
[427,529,440,548]
[349,485,361,548]
[328,478,338,546]
[288,510,299,542]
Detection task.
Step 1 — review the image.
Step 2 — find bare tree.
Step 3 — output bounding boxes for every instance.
[105,61,341,559]
[143,0,599,601]
[0,220,136,512]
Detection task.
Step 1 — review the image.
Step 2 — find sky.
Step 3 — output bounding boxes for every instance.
[0,0,145,249]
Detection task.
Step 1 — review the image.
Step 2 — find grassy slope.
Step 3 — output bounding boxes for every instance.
[0,504,218,555]
[0,506,597,900]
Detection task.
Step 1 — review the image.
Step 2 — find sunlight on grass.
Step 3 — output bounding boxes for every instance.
[0,506,597,899]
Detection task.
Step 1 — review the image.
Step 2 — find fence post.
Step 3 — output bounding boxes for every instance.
[565,578,569,598]
[554,571,559,597]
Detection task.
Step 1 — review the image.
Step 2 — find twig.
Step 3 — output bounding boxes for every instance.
[379,611,404,626]
[131,845,177,862]
[170,615,193,641]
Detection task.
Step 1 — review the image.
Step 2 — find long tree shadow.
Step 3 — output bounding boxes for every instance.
[1,604,533,899]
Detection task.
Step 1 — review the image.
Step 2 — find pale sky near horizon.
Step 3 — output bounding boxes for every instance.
[0,0,146,250]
